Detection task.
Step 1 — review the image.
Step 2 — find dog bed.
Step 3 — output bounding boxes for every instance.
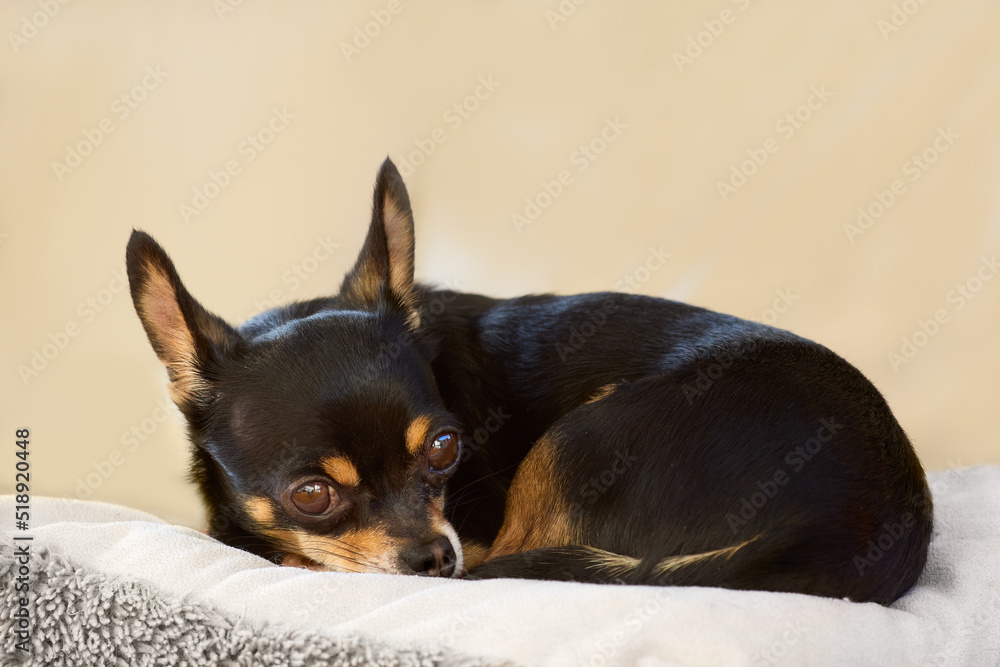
[2,465,999,667]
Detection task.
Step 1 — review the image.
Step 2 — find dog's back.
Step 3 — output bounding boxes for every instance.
[418,289,931,603]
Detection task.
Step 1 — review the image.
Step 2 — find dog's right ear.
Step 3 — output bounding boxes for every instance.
[126,230,239,411]
[338,158,417,321]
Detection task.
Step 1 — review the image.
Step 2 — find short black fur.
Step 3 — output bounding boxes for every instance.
[125,158,931,602]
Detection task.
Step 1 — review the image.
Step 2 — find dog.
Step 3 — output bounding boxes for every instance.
[125,158,932,603]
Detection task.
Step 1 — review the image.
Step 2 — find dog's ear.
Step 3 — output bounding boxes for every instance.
[339,158,417,320]
[126,230,239,411]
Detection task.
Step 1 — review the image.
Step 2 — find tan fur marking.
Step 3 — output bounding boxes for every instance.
[320,456,361,488]
[580,548,642,580]
[460,539,490,570]
[341,180,418,320]
[136,259,207,404]
[404,308,422,331]
[348,257,382,306]
[591,550,638,568]
[139,270,194,380]
[167,383,191,407]
[586,537,761,572]
[653,535,762,575]
[244,496,275,525]
[546,536,763,580]
[585,383,619,405]
[382,196,415,299]
[406,415,433,455]
[268,526,403,574]
[486,434,576,559]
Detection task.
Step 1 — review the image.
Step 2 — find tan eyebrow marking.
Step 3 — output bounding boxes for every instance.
[406,415,434,455]
[320,456,361,487]
[244,496,275,525]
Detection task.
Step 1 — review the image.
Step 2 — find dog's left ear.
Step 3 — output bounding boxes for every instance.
[125,230,240,412]
[339,158,417,320]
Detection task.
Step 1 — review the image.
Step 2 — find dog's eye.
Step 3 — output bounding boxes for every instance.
[428,431,462,473]
[291,482,335,515]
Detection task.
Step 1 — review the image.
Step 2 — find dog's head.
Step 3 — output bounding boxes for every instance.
[126,159,464,577]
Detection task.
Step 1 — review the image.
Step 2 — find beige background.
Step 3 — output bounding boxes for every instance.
[1,1,998,528]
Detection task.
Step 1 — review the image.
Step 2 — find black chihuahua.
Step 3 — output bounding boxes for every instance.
[126,158,931,604]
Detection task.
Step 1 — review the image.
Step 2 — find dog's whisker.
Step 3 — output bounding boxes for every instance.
[306,547,393,574]
[445,463,520,502]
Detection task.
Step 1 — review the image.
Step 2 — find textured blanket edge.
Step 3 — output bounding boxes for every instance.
[0,542,494,667]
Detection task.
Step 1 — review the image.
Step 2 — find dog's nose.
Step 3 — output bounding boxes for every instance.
[402,535,457,577]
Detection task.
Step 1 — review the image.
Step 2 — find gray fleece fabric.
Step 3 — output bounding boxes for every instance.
[0,543,489,667]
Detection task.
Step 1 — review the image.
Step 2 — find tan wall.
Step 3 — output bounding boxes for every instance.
[2,1,998,528]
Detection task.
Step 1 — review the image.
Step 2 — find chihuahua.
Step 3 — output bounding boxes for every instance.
[126,158,931,603]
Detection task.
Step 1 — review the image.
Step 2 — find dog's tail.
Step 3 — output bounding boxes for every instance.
[468,522,923,603]
[469,536,781,590]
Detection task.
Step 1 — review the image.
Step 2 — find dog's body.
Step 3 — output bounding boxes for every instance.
[126,159,931,604]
